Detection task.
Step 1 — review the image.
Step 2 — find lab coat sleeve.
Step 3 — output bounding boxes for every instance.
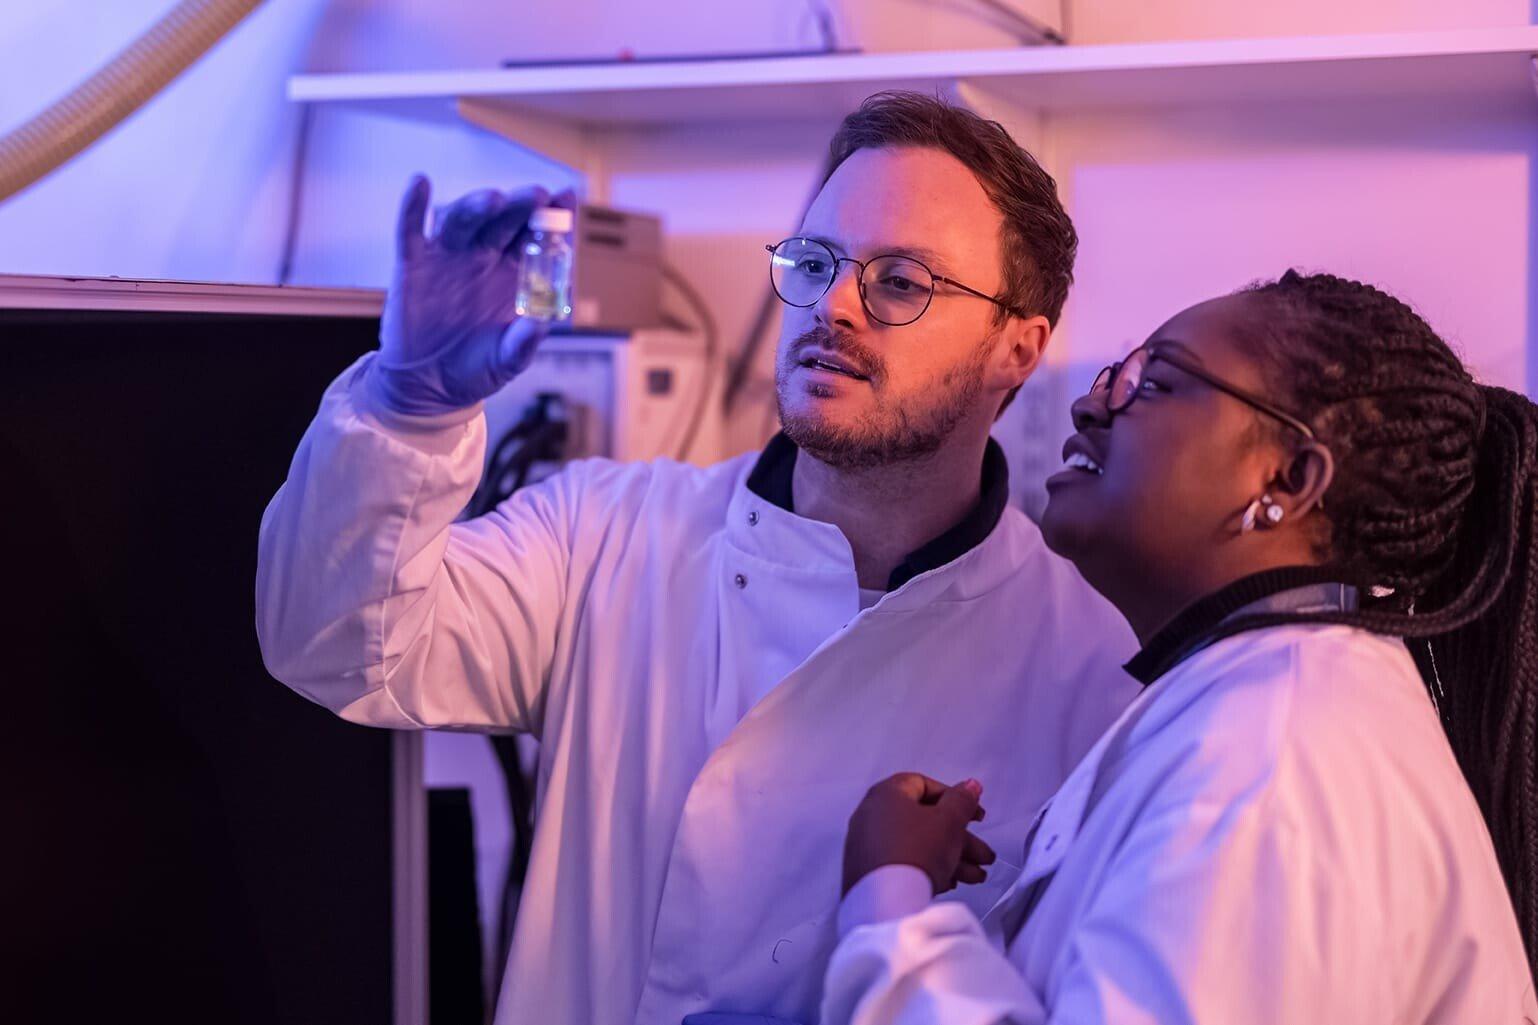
[256,354,573,734]
[837,865,935,938]
[822,902,1047,1025]
[823,799,1357,1025]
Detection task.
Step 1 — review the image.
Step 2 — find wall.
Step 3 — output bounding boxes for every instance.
[1069,0,1533,43]
[1056,96,1535,394]
[0,0,322,282]
[0,0,580,285]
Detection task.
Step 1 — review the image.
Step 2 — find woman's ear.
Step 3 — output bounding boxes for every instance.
[1275,441,1334,519]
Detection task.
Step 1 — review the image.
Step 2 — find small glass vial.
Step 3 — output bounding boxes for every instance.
[515,207,575,321]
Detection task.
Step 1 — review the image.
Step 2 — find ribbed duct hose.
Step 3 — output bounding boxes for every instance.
[0,0,266,203]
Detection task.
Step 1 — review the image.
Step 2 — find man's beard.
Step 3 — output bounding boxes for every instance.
[775,326,986,471]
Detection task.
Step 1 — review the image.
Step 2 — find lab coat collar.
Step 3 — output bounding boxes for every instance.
[726,463,1036,617]
[743,431,1011,591]
[1124,566,1360,685]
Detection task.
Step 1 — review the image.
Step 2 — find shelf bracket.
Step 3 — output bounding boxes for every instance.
[455,98,608,200]
[946,78,1048,155]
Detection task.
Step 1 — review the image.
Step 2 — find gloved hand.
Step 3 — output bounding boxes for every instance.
[368,174,576,418]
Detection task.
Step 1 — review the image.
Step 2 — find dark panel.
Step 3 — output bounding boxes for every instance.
[428,787,486,1024]
[0,310,393,1025]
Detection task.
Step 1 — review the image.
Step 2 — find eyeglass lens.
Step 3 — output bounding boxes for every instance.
[769,238,935,326]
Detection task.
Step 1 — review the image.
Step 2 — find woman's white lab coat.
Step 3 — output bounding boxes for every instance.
[255,356,1139,1025]
[823,623,1536,1024]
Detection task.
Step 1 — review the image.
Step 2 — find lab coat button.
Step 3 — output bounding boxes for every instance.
[747,510,760,525]
[734,573,748,589]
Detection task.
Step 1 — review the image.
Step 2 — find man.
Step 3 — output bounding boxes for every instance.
[256,91,1137,1024]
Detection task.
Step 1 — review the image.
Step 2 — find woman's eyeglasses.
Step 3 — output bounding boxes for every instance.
[1091,343,1315,439]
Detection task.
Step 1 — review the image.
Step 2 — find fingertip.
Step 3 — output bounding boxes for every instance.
[406,174,431,210]
[397,174,431,255]
[886,772,926,801]
[953,864,988,887]
[505,184,551,208]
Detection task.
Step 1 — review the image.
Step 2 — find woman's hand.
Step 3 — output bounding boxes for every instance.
[841,773,996,897]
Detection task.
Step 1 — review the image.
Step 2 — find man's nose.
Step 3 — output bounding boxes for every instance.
[1070,387,1112,432]
[816,260,866,331]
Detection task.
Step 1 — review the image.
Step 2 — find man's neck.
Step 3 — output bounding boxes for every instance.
[792,432,989,590]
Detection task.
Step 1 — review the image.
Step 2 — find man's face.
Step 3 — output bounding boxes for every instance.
[774,146,1015,468]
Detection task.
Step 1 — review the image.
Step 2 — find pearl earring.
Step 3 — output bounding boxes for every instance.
[1241,494,1285,533]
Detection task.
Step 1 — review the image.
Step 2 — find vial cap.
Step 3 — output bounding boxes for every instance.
[530,206,574,233]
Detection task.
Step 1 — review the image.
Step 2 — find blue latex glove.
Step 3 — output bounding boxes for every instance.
[368,175,577,418]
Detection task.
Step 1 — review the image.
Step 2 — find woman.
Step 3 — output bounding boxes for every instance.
[822,271,1538,1023]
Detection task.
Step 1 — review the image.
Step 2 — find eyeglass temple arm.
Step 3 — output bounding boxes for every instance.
[936,275,1028,319]
[1156,352,1315,439]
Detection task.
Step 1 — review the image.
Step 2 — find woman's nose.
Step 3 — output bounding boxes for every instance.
[1071,387,1112,432]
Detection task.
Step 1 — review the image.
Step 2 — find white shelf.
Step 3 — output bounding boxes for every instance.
[289,26,1538,128]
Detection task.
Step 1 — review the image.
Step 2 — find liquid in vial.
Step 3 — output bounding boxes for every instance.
[516,207,575,321]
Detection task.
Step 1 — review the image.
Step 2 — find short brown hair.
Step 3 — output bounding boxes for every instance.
[824,90,1078,328]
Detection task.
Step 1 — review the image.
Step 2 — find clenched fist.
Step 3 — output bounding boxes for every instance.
[842,773,996,897]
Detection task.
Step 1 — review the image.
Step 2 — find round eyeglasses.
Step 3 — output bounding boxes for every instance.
[765,237,1025,327]
[1091,343,1316,439]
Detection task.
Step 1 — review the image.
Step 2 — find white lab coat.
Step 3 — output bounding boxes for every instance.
[822,623,1538,1024]
[255,354,1140,1025]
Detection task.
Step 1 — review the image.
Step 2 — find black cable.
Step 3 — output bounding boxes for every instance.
[809,0,839,52]
[276,104,313,286]
[968,0,1068,44]
[469,421,535,516]
[466,394,568,518]
[660,263,718,461]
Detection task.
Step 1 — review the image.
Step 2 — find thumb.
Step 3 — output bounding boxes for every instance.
[496,316,550,377]
[886,772,948,804]
[936,780,981,825]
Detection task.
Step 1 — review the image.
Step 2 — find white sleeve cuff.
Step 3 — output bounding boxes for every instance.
[341,355,485,459]
[837,864,934,939]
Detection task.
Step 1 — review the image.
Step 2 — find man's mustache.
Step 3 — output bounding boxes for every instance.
[790,327,883,382]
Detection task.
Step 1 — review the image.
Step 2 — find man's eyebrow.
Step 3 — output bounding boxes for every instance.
[801,235,950,270]
[799,234,843,254]
[882,244,949,269]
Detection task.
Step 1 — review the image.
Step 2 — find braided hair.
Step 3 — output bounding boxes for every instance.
[1227,269,1538,976]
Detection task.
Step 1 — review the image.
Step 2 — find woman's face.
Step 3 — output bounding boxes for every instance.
[1040,294,1296,603]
